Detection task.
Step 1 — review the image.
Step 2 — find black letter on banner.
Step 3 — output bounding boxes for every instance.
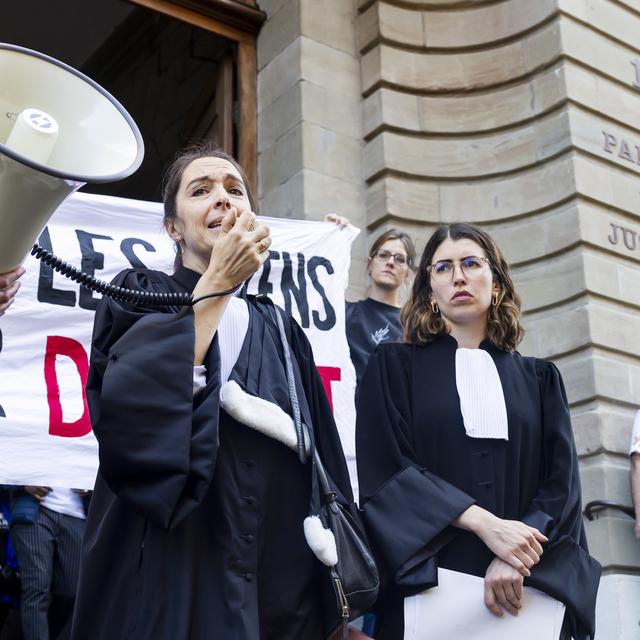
[0,329,5,417]
[281,252,309,328]
[76,230,113,311]
[121,238,156,269]
[37,227,76,307]
[307,256,336,331]
[258,251,277,296]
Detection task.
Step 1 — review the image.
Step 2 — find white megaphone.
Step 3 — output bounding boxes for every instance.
[0,42,144,273]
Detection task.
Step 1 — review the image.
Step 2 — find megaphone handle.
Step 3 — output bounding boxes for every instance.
[30,244,241,307]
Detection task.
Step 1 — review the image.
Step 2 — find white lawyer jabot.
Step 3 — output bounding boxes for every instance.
[455,348,509,440]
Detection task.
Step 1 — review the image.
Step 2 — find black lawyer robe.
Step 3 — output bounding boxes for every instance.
[356,335,601,640]
[70,267,353,640]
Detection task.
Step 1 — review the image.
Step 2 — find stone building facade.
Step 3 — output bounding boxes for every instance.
[257,1,640,637]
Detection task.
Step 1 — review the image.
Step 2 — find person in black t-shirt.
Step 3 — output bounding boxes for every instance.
[344,228,415,638]
[346,229,415,386]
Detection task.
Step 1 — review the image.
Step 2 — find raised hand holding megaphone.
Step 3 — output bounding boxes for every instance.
[0,42,144,273]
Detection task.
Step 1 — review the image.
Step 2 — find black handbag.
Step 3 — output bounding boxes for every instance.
[272,306,379,639]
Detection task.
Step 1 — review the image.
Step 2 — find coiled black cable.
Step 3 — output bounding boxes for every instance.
[30,244,241,307]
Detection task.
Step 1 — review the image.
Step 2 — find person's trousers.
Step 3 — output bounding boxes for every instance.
[11,507,84,640]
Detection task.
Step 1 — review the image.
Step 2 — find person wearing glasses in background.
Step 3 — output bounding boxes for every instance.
[325,228,415,637]
[356,223,600,640]
[346,230,415,388]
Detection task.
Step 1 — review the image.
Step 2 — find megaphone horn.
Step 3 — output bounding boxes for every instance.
[0,42,144,273]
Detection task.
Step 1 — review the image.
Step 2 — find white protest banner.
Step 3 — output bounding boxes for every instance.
[0,192,359,490]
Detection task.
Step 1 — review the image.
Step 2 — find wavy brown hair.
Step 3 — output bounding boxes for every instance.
[401,223,525,352]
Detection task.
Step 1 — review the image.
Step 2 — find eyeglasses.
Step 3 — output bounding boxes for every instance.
[427,256,490,283]
[373,250,408,265]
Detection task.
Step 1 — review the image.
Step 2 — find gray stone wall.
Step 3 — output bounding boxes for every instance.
[257,0,368,297]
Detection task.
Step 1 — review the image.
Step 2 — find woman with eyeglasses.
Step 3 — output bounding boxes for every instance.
[346,229,415,387]
[356,223,600,640]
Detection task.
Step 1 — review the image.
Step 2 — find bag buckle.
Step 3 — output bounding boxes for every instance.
[322,490,338,504]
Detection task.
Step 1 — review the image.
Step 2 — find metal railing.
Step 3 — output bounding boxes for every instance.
[583,500,636,521]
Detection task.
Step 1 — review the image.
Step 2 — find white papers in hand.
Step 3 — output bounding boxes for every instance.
[403,568,565,640]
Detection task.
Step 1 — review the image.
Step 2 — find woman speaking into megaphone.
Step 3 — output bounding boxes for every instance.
[0,266,24,315]
[69,144,356,640]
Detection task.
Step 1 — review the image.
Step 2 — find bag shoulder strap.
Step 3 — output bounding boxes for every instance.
[255,296,333,496]
[272,306,308,464]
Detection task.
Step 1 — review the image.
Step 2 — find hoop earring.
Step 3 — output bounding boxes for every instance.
[492,291,500,307]
[430,300,439,314]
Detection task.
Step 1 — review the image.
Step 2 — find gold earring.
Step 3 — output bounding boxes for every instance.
[430,300,439,314]
[492,291,500,307]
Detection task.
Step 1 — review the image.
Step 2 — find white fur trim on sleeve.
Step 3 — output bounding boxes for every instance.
[220,380,310,455]
[304,515,338,567]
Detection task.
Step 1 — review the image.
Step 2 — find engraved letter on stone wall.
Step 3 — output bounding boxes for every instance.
[602,131,617,153]
[622,227,637,251]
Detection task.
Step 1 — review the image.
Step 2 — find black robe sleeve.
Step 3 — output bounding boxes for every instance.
[522,361,601,640]
[86,269,221,530]
[356,344,476,591]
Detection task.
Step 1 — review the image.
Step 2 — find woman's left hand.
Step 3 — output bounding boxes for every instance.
[454,506,546,576]
[484,557,524,618]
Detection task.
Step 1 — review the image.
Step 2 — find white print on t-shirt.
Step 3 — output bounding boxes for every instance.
[371,325,391,345]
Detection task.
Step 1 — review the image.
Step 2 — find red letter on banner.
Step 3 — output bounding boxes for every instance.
[317,366,341,411]
[44,336,91,437]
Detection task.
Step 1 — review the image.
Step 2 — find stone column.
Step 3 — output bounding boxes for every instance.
[257,0,368,296]
[356,0,640,636]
